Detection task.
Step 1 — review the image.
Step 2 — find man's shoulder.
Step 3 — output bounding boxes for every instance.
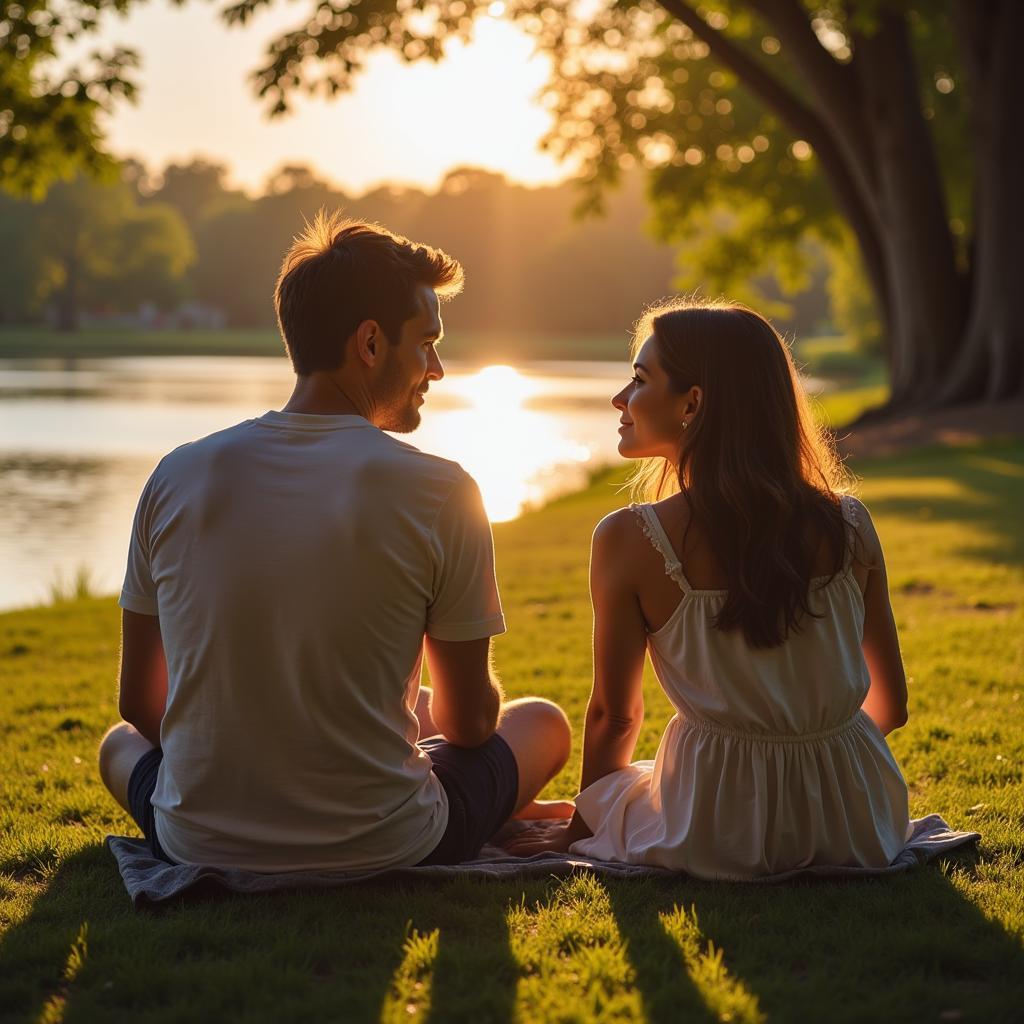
[153,419,259,476]
[358,436,491,536]
[375,434,472,492]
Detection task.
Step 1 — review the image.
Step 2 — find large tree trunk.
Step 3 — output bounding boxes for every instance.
[853,10,968,408]
[671,0,970,414]
[646,1,1021,410]
[936,0,1024,402]
[660,0,896,359]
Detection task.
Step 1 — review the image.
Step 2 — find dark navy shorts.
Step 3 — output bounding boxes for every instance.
[415,733,519,865]
[125,747,173,862]
[126,733,519,867]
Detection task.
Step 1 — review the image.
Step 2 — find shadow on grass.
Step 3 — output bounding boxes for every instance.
[856,441,1024,566]
[605,848,1024,1023]
[3,844,1023,1022]
[0,843,529,1023]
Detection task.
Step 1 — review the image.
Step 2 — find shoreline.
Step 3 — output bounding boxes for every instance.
[5,432,1022,618]
[2,439,1021,1023]
[0,327,632,364]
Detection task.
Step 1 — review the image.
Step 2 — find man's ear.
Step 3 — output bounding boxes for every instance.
[353,319,383,367]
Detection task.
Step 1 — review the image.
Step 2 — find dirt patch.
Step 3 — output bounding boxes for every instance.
[834,399,1024,461]
[963,599,1017,613]
[897,580,937,595]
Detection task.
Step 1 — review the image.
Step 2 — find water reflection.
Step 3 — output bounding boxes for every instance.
[0,357,626,609]
[423,365,591,521]
[0,453,159,608]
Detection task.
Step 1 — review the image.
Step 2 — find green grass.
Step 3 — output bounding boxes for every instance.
[812,383,891,430]
[794,335,888,428]
[0,326,632,364]
[0,328,874,372]
[794,335,883,384]
[0,327,286,360]
[1,442,1022,1022]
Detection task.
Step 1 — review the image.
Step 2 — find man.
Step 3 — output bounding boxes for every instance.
[98,212,571,870]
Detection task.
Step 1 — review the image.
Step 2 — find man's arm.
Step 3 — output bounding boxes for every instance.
[118,609,168,747]
[424,635,503,748]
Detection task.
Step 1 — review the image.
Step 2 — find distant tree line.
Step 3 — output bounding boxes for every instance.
[0,158,835,339]
[6,1,1014,412]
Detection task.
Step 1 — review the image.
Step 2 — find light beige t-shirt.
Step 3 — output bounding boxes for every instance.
[119,411,505,871]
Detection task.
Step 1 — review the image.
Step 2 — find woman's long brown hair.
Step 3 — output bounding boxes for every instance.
[628,298,854,648]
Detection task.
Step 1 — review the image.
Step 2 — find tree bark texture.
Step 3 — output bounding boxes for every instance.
[663,0,1017,410]
[937,0,1024,401]
[853,9,967,405]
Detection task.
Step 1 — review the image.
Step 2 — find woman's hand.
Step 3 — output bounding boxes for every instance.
[502,812,593,856]
[502,820,576,856]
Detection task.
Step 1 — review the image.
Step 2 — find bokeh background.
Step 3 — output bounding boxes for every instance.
[1,0,1019,607]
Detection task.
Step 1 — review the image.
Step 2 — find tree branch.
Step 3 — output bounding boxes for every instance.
[747,0,878,192]
[658,0,826,143]
[654,0,891,325]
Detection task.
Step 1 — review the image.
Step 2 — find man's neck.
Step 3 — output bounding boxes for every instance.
[281,372,371,420]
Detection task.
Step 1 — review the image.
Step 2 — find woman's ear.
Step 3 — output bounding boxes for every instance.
[353,320,382,367]
[685,385,703,418]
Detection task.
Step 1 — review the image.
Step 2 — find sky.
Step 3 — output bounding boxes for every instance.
[84,0,572,196]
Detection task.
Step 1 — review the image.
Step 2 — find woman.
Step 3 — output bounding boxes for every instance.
[508,300,912,878]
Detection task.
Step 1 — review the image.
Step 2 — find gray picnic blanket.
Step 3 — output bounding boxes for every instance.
[107,813,979,909]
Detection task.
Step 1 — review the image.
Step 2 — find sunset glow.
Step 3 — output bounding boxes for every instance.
[450,364,538,410]
[86,5,570,194]
[417,365,592,521]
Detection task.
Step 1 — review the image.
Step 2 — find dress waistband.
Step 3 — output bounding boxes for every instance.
[681,710,865,744]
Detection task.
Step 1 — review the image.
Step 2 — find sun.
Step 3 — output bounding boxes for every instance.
[461,365,538,410]
[93,7,572,194]
[425,364,589,521]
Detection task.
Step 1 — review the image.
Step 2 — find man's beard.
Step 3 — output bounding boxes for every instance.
[377,368,423,433]
[382,401,421,433]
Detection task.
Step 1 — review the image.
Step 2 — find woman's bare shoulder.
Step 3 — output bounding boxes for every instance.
[591,507,651,589]
[593,505,643,545]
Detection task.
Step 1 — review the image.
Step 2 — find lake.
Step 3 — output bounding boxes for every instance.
[0,356,642,611]
[0,355,831,611]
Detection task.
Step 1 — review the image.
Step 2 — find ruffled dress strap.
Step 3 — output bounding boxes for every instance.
[629,503,692,594]
[838,494,861,571]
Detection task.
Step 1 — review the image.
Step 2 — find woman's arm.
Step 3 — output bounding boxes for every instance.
[854,501,909,735]
[578,510,650,791]
[503,511,649,856]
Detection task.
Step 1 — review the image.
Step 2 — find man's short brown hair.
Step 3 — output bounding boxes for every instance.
[274,210,464,375]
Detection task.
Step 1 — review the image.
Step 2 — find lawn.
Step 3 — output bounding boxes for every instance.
[0,326,632,364]
[1,441,1021,1022]
[793,335,889,428]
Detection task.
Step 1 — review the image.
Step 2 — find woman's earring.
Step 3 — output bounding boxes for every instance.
[681,421,689,431]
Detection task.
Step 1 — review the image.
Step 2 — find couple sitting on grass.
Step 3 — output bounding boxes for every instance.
[98,214,911,880]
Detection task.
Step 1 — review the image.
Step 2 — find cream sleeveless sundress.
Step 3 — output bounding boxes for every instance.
[570,496,912,879]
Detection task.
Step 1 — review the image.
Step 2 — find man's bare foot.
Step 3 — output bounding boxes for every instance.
[512,798,575,821]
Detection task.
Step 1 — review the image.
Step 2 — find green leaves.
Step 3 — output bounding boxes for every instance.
[0,174,195,325]
[0,1,141,198]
